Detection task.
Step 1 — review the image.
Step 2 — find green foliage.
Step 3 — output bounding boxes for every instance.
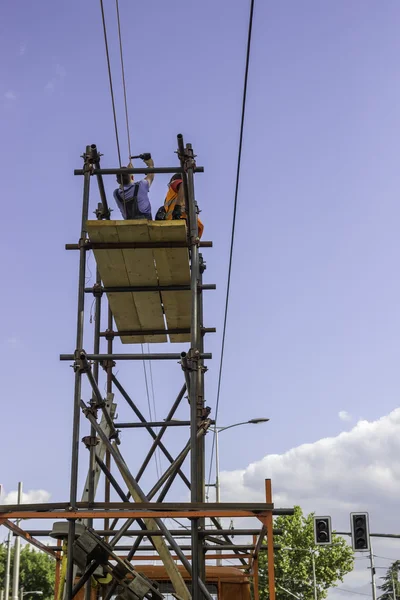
[0,543,7,585]
[378,560,400,600]
[0,542,55,600]
[258,506,354,600]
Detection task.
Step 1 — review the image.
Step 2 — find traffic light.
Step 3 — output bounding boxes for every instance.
[350,513,370,551]
[313,516,332,545]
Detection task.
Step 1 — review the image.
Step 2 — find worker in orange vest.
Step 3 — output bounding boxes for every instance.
[158,173,204,238]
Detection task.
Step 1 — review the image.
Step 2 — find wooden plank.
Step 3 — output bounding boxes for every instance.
[115,222,166,343]
[149,221,191,343]
[86,222,144,344]
[86,221,166,344]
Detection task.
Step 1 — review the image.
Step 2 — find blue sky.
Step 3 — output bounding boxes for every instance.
[1,1,400,596]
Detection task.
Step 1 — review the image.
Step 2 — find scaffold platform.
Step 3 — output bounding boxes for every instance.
[87,219,191,344]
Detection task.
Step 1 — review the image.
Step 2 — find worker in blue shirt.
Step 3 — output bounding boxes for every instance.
[113,153,154,220]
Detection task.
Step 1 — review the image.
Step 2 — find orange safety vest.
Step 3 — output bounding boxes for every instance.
[164,183,204,238]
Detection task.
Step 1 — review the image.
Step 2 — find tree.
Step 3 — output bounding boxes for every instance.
[258,506,354,600]
[379,560,400,600]
[0,542,56,600]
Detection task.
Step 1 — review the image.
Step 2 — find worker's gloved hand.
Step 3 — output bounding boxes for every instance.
[140,153,151,162]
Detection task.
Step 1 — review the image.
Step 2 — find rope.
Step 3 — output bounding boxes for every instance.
[207,0,255,490]
[115,0,132,158]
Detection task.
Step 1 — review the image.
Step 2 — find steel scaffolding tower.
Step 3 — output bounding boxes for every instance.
[0,134,292,600]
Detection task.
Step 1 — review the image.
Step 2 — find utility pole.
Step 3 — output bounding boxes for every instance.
[4,530,12,600]
[11,482,23,600]
[369,542,377,600]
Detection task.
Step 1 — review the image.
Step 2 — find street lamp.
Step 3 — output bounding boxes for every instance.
[207,418,270,504]
[207,417,269,566]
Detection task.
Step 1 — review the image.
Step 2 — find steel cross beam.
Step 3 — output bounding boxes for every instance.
[25,528,283,537]
[0,519,59,559]
[74,166,205,176]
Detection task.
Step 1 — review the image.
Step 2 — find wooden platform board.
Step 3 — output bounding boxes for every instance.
[86,220,191,344]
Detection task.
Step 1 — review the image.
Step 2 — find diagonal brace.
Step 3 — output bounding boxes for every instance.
[112,376,190,488]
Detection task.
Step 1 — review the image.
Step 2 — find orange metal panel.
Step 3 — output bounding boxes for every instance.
[220,582,251,600]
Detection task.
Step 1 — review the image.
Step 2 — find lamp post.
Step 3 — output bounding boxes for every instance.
[207,417,270,566]
[207,418,270,506]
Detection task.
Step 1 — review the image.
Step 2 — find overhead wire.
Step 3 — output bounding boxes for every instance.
[99,0,123,167]
[115,0,132,159]
[115,4,163,478]
[100,0,162,480]
[373,555,400,562]
[115,0,162,479]
[207,0,255,490]
[335,589,371,597]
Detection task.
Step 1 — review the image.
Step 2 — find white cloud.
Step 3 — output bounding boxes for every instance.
[1,489,51,505]
[219,409,400,600]
[4,90,16,101]
[220,409,400,515]
[339,410,352,422]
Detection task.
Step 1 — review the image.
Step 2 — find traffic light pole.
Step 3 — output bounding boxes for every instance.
[311,552,318,600]
[369,541,377,600]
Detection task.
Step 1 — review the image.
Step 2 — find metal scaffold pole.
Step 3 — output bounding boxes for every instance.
[11,483,22,600]
[66,145,93,600]
[178,134,206,597]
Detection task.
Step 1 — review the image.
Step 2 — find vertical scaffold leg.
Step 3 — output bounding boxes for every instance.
[66,145,94,600]
[180,135,206,599]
